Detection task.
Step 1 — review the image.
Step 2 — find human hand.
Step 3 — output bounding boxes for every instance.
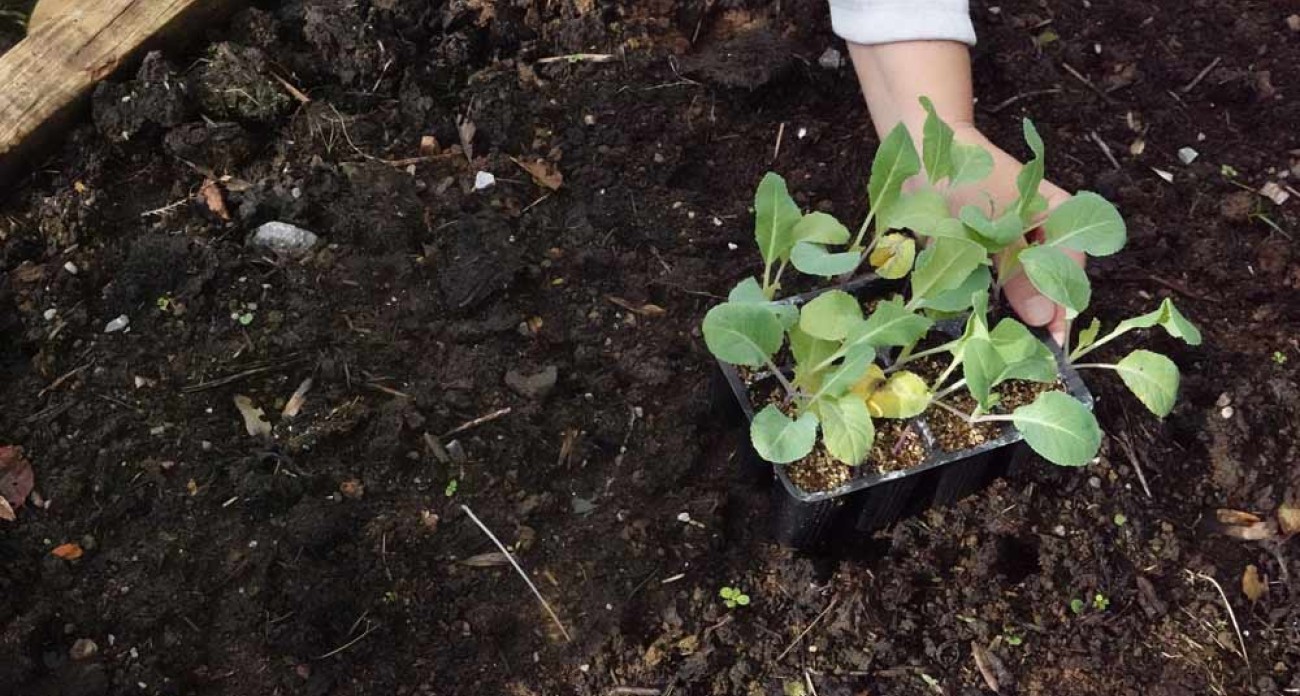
[945,125,1084,347]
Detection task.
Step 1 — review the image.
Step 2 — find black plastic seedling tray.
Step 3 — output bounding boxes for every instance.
[714,277,1094,550]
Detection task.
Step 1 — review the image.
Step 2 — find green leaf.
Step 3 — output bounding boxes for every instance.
[917,266,992,313]
[868,123,921,222]
[869,233,916,279]
[1043,191,1127,256]
[1114,350,1180,417]
[812,344,877,401]
[880,189,949,234]
[750,405,818,464]
[728,277,767,304]
[847,298,934,349]
[727,278,797,328]
[948,141,994,187]
[1114,298,1202,346]
[911,237,988,302]
[989,318,1040,362]
[960,205,1025,249]
[799,290,864,341]
[790,241,862,277]
[755,173,802,266]
[789,325,839,375]
[1014,119,1046,223]
[963,337,1005,409]
[916,217,977,241]
[920,96,954,185]
[702,302,784,367]
[961,289,992,341]
[1076,317,1102,353]
[1019,245,1091,319]
[989,320,1058,383]
[1011,391,1101,467]
[818,395,876,465]
[792,212,851,245]
[865,371,930,418]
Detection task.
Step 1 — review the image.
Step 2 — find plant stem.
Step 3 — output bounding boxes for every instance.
[851,210,877,251]
[761,260,774,299]
[929,399,975,424]
[1071,363,1119,371]
[932,378,968,402]
[1069,326,1131,362]
[886,340,958,373]
[771,260,789,293]
[764,357,801,403]
[931,357,962,393]
[1061,318,1073,357]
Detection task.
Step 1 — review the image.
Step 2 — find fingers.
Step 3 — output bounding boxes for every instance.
[1003,271,1056,326]
[1048,305,1070,349]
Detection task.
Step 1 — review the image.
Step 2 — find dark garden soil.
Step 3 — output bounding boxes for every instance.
[2,1,1300,694]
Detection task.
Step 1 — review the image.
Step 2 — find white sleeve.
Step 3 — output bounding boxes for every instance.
[829,0,976,46]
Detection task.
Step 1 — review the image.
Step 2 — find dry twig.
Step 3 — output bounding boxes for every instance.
[460,504,572,641]
[1188,570,1250,672]
[1180,57,1222,94]
[776,596,839,662]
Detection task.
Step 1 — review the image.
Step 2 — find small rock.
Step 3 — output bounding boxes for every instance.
[64,261,79,275]
[1216,392,1232,408]
[1287,14,1300,32]
[505,365,558,400]
[1177,147,1198,165]
[474,171,496,190]
[104,315,130,333]
[1260,181,1291,206]
[817,47,844,70]
[250,222,319,256]
[70,638,98,661]
[446,440,467,464]
[1088,476,1102,489]
[43,308,58,321]
[1220,406,1235,419]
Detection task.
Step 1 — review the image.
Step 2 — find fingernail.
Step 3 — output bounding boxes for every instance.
[1019,294,1055,325]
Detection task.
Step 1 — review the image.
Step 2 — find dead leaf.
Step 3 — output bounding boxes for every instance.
[198,178,230,221]
[12,262,45,283]
[1217,509,1262,525]
[420,135,441,156]
[460,552,510,567]
[0,445,35,509]
[606,295,667,317]
[0,497,14,522]
[511,157,563,191]
[1278,501,1300,537]
[340,479,365,500]
[1222,519,1277,541]
[282,378,313,419]
[1242,564,1267,602]
[457,116,476,161]
[233,395,272,438]
[971,641,1000,693]
[51,542,83,560]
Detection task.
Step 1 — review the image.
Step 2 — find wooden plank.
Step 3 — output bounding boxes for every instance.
[0,0,234,188]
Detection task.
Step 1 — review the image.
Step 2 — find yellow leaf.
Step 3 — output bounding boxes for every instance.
[1242,564,1266,602]
[850,364,888,401]
[869,233,917,280]
[866,371,931,419]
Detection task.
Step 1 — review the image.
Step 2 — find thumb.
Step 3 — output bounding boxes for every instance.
[1003,271,1056,326]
